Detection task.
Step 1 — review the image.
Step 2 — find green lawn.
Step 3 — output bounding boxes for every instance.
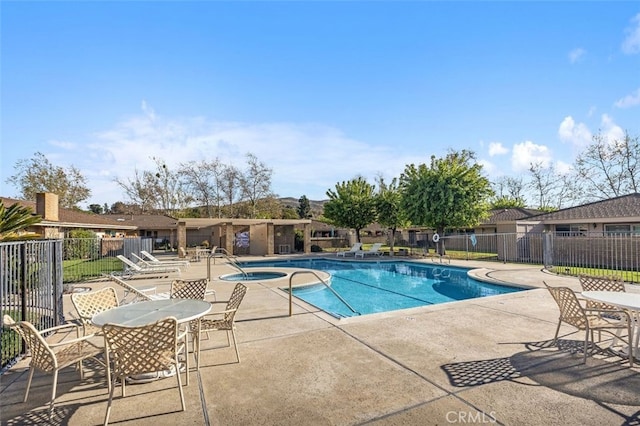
[63,257,123,283]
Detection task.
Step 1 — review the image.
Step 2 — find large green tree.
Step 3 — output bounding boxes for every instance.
[324,177,376,243]
[7,152,91,209]
[375,177,408,256]
[297,195,311,219]
[400,150,493,254]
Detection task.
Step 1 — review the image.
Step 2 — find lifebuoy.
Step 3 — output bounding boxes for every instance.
[432,233,440,243]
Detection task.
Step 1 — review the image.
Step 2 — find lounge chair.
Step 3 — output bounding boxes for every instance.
[131,253,189,271]
[107,274,168,302]
[116,255,181,277]
[140,250,191,268]
[336,243,363,257]
[355,243,384,258]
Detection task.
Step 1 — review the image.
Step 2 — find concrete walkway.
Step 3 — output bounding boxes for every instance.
[1,255,639,425]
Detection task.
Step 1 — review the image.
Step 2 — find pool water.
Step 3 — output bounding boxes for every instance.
[239,259,524,318]
[220,271,287,281]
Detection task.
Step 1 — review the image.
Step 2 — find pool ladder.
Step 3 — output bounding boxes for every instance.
[207,250,248,281]
[288,270,360,317]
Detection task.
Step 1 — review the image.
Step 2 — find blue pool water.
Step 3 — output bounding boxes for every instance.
[239,259,524,318]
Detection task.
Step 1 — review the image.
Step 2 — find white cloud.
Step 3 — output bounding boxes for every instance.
[48,140,76,150]
[568,48,586,63]
[74,104,421,205]
[622,13,640,54]
[614,88,640,108]
[511,141,552,172]
[488,142,508,156]
[558,116,592,148]
[600,114,625,143]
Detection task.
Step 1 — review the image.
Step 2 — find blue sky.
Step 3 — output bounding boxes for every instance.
[2,2,639,208]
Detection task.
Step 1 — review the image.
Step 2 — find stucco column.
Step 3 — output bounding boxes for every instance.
[304,223,311,254]
[267,223,275,256]
[225,223,234,255]
[177,221,187,257]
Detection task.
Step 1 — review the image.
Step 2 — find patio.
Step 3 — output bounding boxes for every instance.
[1,256,639,425]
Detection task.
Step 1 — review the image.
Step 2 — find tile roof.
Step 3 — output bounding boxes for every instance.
[107,214,179,229]
[481,208,544,224]
[0,197,136,229]
[529,193,640,221]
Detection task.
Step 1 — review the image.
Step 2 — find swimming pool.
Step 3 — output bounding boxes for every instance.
[239,259,525,318]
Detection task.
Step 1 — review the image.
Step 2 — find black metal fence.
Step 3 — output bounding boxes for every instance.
[1,240,64,371]
[1,237,153,372]
[63,237,154,283]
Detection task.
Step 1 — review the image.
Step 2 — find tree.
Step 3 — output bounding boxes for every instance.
[151,158,190,215]
[220,164,242,217]
[574,131,639,201]
[114,169,157,212]
[0,200,42,241]
[180,158,225,218]
[297,195,312,219]
[399,150,493,254]
[7,152,91,208]
[240,153,274,219]
[491,176,527,207]
[528,162,578,210]
[88,204,103,214]
[324,177,377,243]
[375,177,408,257]
[490,196,526,209]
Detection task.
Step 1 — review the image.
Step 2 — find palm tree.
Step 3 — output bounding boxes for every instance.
[0,201,42,241]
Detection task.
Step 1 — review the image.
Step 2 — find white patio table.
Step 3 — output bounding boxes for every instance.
[93,299,212,382]
[581,290,640,358]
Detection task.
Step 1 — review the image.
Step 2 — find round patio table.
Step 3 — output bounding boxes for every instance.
[92,299,211,327]
[93,299,212,383]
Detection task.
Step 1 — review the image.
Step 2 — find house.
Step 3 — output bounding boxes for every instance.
[529,193,640,236]
[107,214,179,249]
[1,193,137,238]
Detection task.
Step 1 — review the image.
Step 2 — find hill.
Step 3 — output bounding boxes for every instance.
[278,197,326,218]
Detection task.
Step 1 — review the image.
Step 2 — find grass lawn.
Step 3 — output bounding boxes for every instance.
[63,257,123,283]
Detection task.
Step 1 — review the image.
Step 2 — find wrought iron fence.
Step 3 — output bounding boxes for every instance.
[1,237,153,371]
[1,240,64,371]
[408,232,639,283]
[63,237,154,283]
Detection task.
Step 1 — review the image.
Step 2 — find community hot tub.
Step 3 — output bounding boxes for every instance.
[219,271,288,281]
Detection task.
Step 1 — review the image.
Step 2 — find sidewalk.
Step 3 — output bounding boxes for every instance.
[1,256,638,425]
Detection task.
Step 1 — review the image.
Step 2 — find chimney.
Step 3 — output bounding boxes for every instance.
[36,193,59,221]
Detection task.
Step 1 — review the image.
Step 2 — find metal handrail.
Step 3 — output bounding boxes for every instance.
[288,270,360,317]
[207,251,248,281]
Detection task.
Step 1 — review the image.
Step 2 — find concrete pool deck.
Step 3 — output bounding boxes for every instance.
[1,254,639,425]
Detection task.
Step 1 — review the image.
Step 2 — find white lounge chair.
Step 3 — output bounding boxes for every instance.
[116,255,181,277]
[355,243,384,258]
[141,250,191,268]
[336,243,363,257]
[132,253,189,271]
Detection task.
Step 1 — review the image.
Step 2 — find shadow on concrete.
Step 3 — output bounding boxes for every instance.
[441,338,640,407]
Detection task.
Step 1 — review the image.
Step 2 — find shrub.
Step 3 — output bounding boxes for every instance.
[311,244,323,252]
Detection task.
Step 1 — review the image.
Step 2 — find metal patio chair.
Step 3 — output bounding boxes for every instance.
[102,316,187,425]
[2,314,103,421]
[544,282,633,367]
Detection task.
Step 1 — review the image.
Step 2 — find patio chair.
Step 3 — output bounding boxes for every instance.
[2,314,103,421]
[579,274,628,344]
[336,242,363,257]
[354,243,384,258]
[170,278,209,300]
[193,283,247,367]
[116,255,182,277]
[544,282,633,367]
[71,287,119,336]
[140,250,191,268]
[102,317,187,425]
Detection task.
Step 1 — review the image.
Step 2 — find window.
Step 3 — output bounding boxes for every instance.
[605,224,640,235]
[555,224,588,236]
